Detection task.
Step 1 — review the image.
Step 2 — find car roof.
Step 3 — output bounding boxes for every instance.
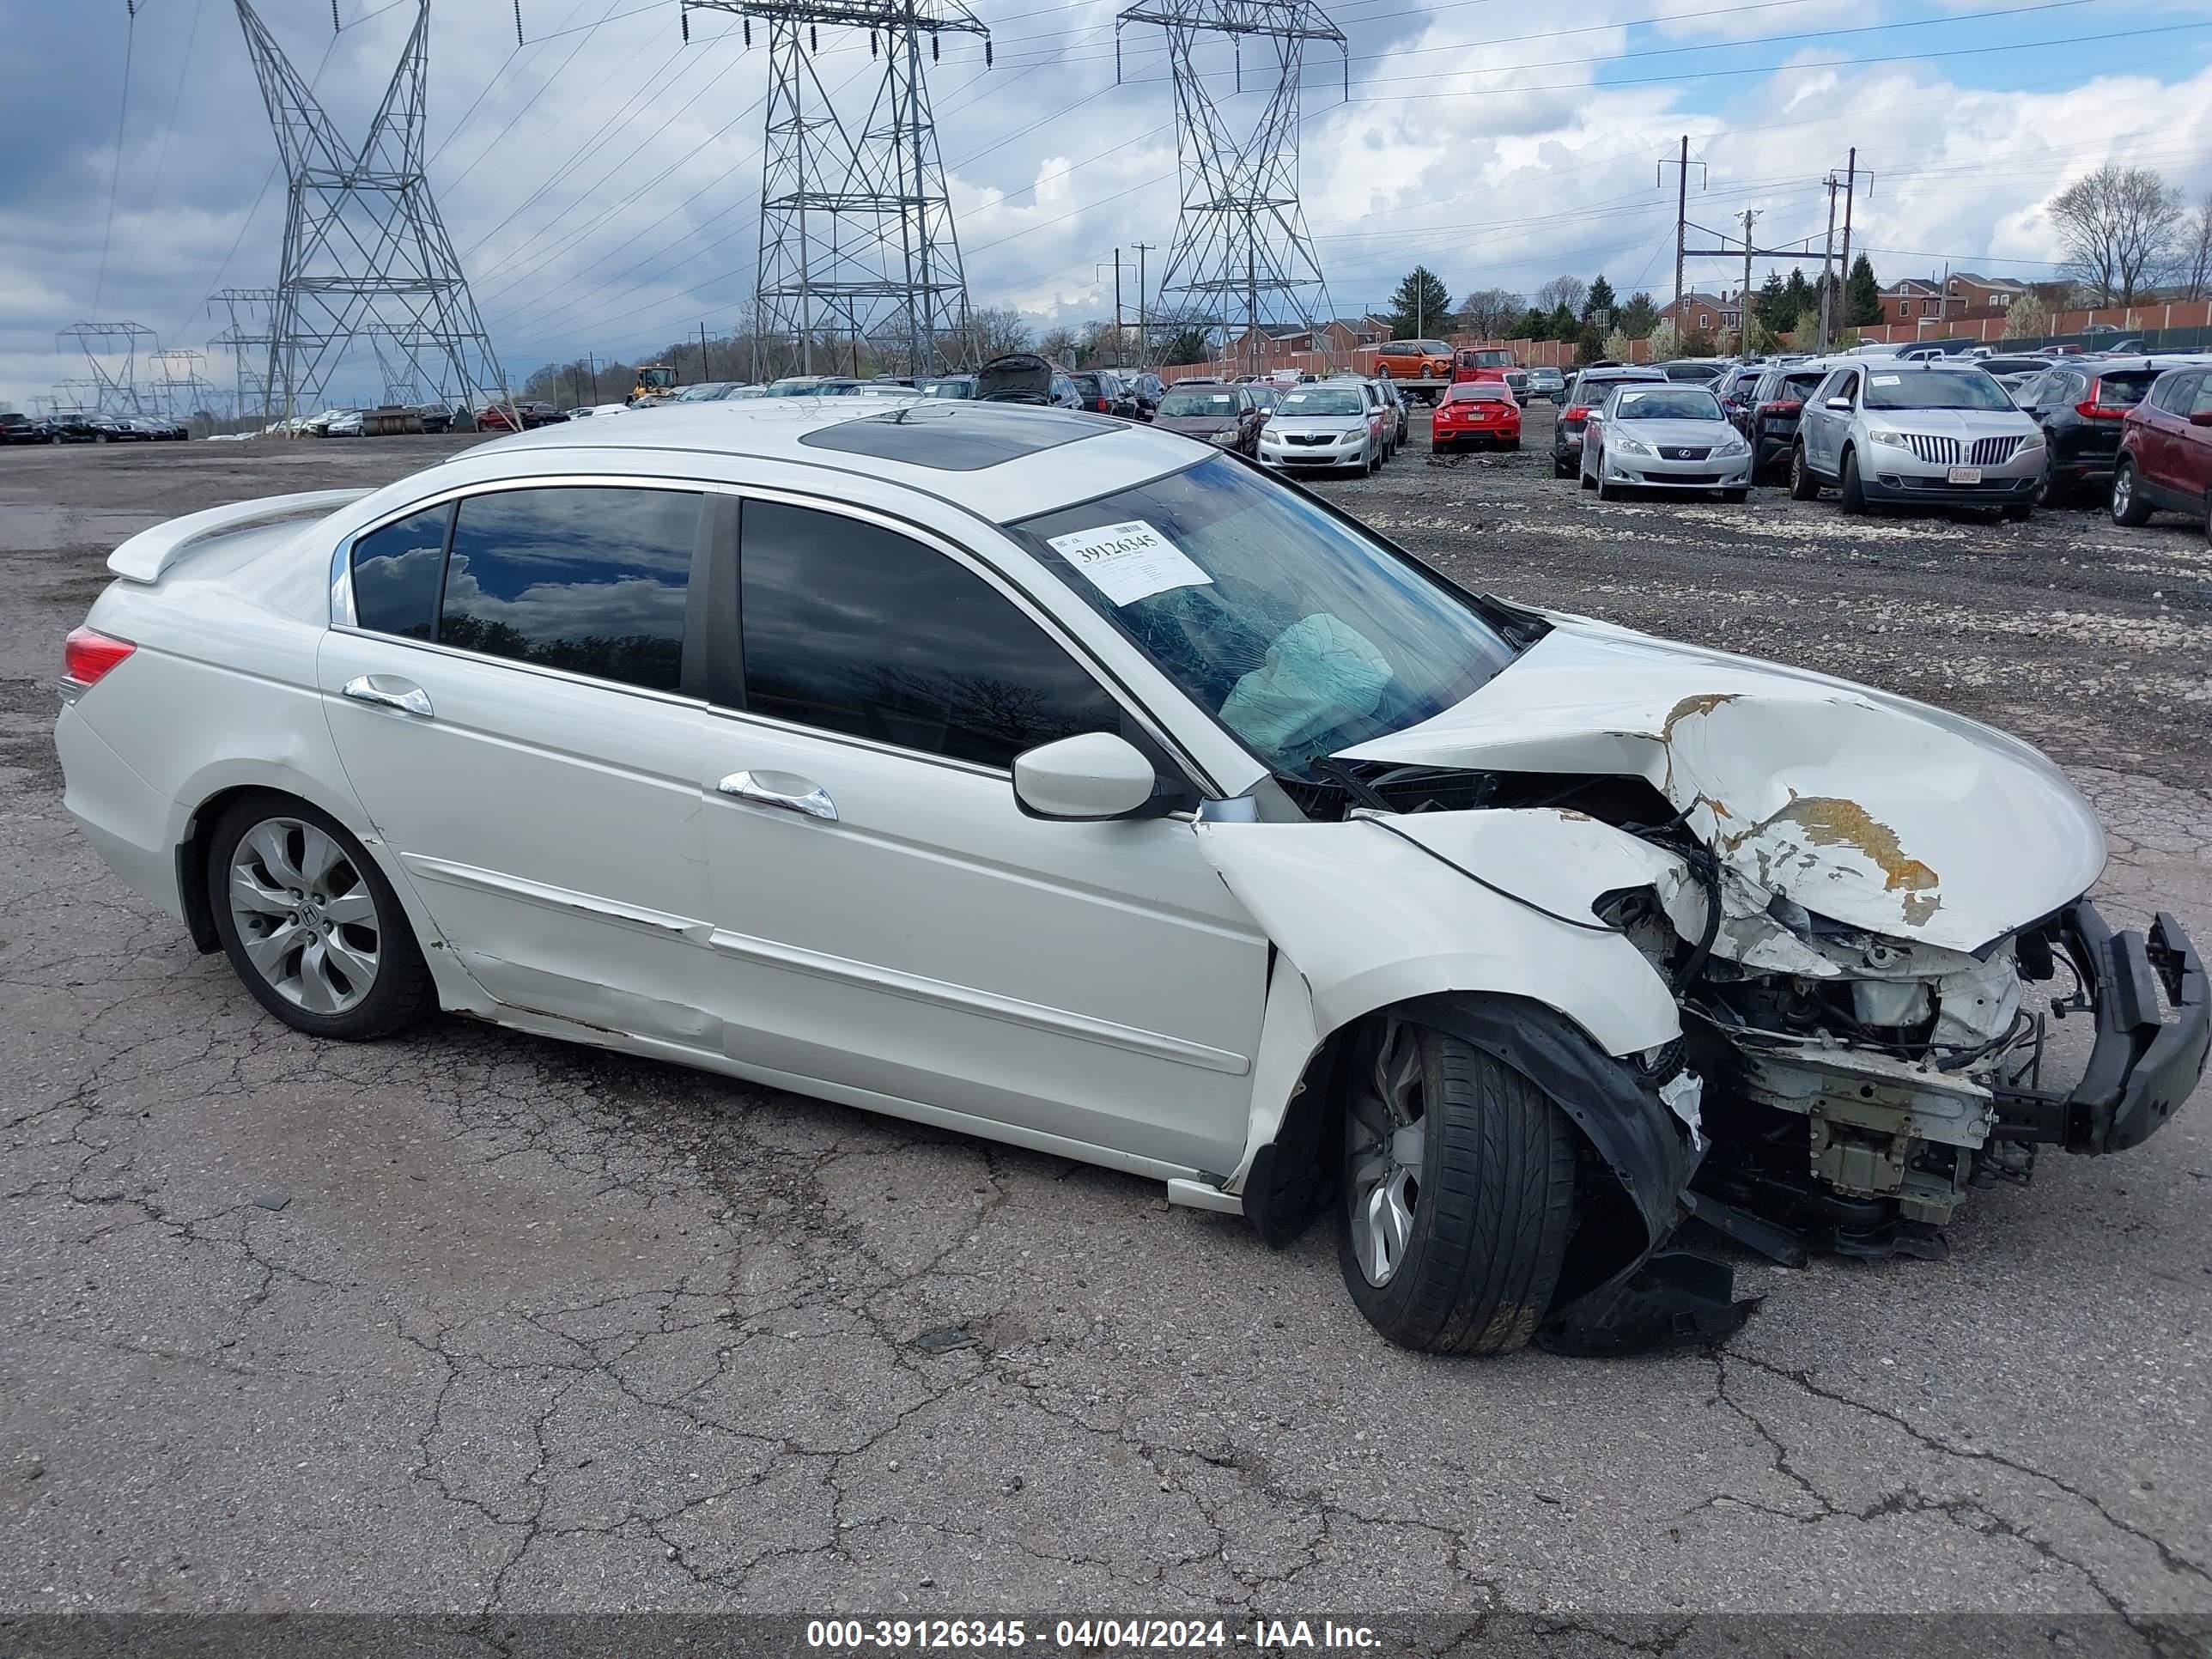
[454,398,1212,523]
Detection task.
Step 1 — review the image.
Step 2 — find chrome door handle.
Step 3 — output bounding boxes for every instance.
[342,674,434,718]
[716,769,836,823]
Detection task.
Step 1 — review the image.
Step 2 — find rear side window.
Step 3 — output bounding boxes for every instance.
[441,487,700,692]
[2151,372,2198,413]
[350,505,451,640]
[2092,372,2155,409]
[738,501,1122,769]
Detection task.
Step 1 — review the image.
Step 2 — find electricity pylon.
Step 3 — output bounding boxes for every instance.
[684,0,991,375]
[152,349,218,422]
[58,322,158,416]
[234,0,511,418]
[208,288,277,422]
[1115,0,1346,374]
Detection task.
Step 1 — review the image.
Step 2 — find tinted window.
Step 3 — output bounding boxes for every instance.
[2092,371,2155,409]
[2192,378,2212,416]
[441,487,698,692]
[738,502,1121,769]
[351,505,451,639]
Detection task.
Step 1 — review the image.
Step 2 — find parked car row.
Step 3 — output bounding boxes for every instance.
[3,410,189,443]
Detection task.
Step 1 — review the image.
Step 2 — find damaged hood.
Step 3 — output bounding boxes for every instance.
[1336,615,2104,953]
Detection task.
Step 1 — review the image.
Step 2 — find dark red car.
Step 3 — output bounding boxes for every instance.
[477,401,566,432]
[2111,362,2212,540]
[1430,380,1522,452]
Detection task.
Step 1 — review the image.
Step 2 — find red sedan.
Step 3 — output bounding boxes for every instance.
[1431,380,1522,453]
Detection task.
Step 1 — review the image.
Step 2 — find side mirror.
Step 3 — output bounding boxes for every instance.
[1826,396,1853,412]
[2190,410,2212,428]
[1012,732,1169,822]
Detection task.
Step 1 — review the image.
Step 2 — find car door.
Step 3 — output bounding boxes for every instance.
[1805,369,1852,471]
[319,482,720,1045]
[2180,374,2212,507]
[695,495,1270,1176]
[2134,371,2196,501]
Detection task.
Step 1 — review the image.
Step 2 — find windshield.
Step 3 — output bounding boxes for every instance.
[920,379,974,398]
[1158,389,1238,417]
[1863,369,2014,410]
[675,383,728,401]
[1613,387,1723,421]
[1446,383,1510,403]
[1011,455,1518,777]
[1275,387,1364,416]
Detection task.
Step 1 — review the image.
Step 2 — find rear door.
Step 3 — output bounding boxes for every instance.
[2136,371,2199,501]
[319,482,719,1045]
[2179,374,2212,507]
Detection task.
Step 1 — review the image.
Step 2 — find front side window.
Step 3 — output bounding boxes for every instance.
[441,487,699,692]
[1012,456,1519,778]
[738,501,1121,770]
[350,504,451,639]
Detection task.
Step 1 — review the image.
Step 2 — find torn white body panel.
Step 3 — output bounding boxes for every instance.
[1195,806,1684,1056]
[1340,615,2105,954]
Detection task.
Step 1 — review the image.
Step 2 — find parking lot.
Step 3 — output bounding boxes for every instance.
[3,410,2209,1642]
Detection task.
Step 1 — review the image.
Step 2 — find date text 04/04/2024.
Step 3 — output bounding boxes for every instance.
[805,1619,1382,1650]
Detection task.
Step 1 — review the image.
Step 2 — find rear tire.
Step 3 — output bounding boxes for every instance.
[2111,459,2153,526]
[206,793,435,1042]
[1504,437,1520,451]
[1340,1018,1578,1355]
[1788,443,1820,501]
[1838,447,1868,514]
[1553,457,1574,479]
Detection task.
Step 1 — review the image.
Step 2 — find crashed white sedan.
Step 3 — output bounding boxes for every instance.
[56,401,2206,1354]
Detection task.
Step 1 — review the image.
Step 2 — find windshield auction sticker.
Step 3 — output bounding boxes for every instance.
[1047,519,1213,606]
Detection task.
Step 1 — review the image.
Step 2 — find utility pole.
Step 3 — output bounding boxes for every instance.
[1133,241,1154,368]
[700,319,710,381]
[1838,147,1858,323]
[1816,172,1841,350]
[588,350,598,402]
[1658,137,1706,324]
[1740,209,1758,348]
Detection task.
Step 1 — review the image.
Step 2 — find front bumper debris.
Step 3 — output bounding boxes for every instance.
[1995,904,2208,1154]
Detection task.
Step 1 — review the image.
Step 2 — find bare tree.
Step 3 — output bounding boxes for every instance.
[1534,274,1589,316]
[1456,287,1524,337]
[2048,164,2183,305]
[1037,326,1079,367]
[968,306,1035,362]
[2179,191,2212,303]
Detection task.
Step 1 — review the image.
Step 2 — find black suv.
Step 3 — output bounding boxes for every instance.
[1,411,57,444]
[1069,370,1141,418]
[1734,362,1832,481]
[2013,357,2168,504]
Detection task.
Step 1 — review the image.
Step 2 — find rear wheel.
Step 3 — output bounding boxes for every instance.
[207,793,434,1042]
[2111,459,2153,526]
[1788,443,1820,501]
[1838,447,1868,514]
[1553,456,1574,479]
[1340,1018,1578,1355]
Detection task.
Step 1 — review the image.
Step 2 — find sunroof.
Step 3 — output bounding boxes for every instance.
[797,402,1120,471]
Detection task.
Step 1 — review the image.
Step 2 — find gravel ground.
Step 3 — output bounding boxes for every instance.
[2,418,2209,1645]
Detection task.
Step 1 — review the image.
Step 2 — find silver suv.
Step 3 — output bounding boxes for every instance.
[1790,361,2045,518]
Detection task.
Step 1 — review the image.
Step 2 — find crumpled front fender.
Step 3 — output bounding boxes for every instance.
[1194,807,1683,1056]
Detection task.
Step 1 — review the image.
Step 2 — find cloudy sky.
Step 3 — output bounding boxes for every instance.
[6,0,2211,410]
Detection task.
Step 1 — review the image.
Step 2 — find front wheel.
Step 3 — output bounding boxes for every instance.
[1838,448,1868,514]
[2111,459,2153,526]
[1340,1018,1578,1354]
[1720,488,1747,504]
[207,793,435,1041]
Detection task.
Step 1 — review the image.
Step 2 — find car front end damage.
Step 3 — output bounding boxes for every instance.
[1309,614,2208,1266]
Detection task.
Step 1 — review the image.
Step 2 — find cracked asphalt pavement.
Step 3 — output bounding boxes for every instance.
[2,418,2209,1643]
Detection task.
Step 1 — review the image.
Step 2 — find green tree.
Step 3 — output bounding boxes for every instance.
[1548,301,1578,339]
[1582,274,1617,322]
[1519,307,1553,341]
[1753,272,1790,331]
[1679,328,1717,357]
[1620,292,1660,336]
[1163,326,1212,366]
[1846,253,1883,328]
[1388,265,1455,337]
[1574,322,1605,363]
[1780,268,1814,325]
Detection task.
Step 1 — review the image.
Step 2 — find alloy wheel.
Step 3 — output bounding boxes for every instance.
[1346,1018,1429,1288]
[227,817,381,1015]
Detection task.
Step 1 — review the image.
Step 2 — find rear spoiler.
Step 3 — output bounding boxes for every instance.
[107,489,372,584]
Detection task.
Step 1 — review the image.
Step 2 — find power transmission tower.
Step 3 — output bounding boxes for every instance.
[152,349,219,422]
[58,323,158,416]
[233,0,511,421]
[1116,0,1347,377]
[686,0,992,377]
[209,288,279,422]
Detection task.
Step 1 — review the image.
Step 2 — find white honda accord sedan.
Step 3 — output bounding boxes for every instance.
[56,399,2204,1355]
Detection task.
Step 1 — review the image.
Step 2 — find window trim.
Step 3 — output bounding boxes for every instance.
[710,482,1216,797]
[331,471,718,704]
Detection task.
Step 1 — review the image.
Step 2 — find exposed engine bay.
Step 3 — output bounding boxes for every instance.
[1284,744,2206,1266]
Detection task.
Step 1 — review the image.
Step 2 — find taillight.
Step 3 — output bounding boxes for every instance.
[1759,399,1802,416]
[1565,406,1591,422]
[64,626,135,689]
[2075,398,2125,420]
